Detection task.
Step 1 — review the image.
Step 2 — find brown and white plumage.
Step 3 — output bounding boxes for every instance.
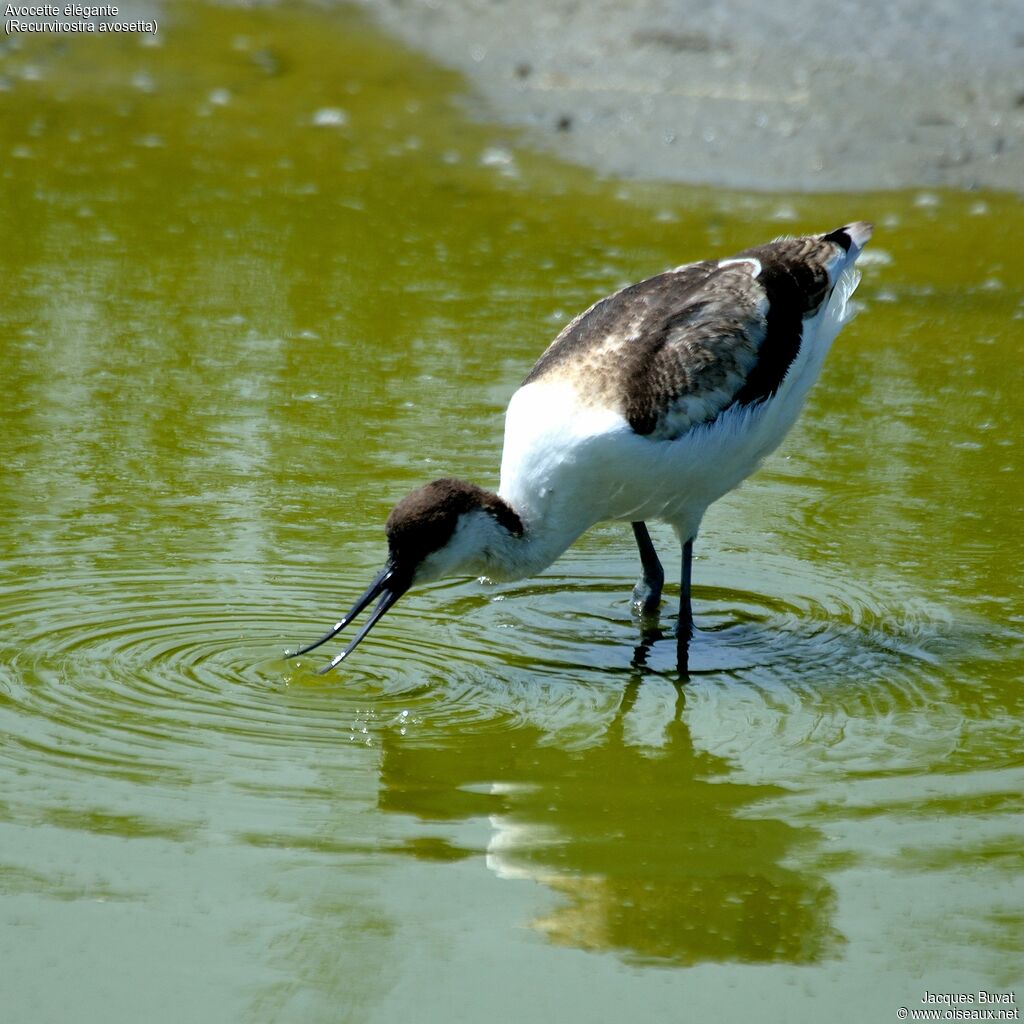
[522,226,862,440]
[292,223,872,672]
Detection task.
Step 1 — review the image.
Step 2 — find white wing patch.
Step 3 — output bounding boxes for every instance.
[717,256,763,277]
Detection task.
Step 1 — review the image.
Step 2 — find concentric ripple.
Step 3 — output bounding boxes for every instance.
[0,547,990,789]
[2,567,385,784]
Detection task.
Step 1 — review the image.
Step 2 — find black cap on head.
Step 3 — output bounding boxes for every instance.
[385,477,523,574]
[288,478,523,673]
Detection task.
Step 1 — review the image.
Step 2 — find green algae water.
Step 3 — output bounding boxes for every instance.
[1,3,1022,1021]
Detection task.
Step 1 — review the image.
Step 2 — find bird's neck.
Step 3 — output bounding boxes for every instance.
[407,483,589,587]
[478,486,594,583]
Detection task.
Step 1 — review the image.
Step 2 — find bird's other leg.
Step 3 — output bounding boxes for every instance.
[631,521,664,617]
[677,537,694,673]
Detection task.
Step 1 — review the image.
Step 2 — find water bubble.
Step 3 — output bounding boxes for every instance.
[311,108,349,128]
[480,146,514,168]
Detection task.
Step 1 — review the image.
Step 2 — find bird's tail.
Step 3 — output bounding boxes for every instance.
[823,220,873,259]
[818,221,872,341]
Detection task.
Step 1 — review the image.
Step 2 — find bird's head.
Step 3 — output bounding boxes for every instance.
[291,478,523,673]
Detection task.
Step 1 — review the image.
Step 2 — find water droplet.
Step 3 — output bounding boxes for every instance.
[311,107,348,128]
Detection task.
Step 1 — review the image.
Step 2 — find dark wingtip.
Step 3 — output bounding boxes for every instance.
[824,221,873,252]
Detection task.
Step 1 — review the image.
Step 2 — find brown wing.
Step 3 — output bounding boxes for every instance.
[524,229,853,440]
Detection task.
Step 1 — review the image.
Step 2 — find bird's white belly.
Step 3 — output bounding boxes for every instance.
[582,395,789,532]
[498,380,775,547]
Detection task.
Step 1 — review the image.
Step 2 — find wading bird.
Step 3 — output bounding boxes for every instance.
[292,222,872,673]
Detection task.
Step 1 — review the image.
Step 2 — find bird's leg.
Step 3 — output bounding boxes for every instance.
[677,537,694,672]
[631,521,664,617]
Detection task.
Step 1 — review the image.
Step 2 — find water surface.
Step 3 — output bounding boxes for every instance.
[1,4,1022,1021]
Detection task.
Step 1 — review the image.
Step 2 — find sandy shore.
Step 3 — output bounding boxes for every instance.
[351,0,1024,193]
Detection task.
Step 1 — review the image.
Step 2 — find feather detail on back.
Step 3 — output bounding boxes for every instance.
[523,224,868,441]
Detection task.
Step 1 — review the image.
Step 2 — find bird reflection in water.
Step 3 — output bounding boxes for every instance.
[377,670,845,966]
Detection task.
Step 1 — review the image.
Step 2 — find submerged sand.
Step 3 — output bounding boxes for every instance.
[351,0,1024,193]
